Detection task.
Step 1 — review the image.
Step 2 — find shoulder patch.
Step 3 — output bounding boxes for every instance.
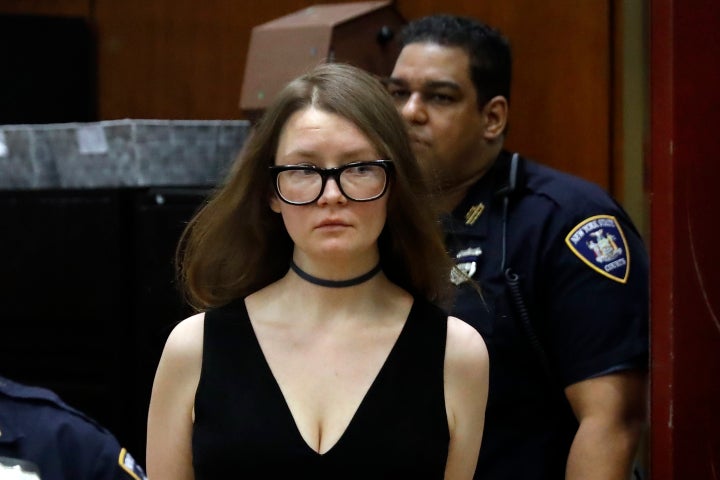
[565,215,630,283]
[118,448,147,480]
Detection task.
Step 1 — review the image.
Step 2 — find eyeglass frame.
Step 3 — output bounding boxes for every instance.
[269,160,394,206]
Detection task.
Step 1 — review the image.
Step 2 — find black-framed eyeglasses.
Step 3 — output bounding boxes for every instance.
[269,160,393,205]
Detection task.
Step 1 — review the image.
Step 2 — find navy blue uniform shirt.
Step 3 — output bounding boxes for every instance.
[0,376,147,480]
[444,151,649,480]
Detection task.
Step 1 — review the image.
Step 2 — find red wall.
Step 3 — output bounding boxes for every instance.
[650,0,720,477]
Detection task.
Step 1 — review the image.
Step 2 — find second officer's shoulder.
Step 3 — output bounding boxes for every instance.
[0,376,147,480]
[0,375,94,424]
[520,157,619,212]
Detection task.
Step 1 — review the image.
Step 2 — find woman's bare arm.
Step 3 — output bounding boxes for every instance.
[146,313,205,480]
[443,316,490,480]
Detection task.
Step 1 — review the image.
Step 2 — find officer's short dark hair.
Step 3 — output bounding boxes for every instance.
[400,14,512,107]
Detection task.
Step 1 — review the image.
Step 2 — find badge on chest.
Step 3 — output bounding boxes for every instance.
[450,247,483,285]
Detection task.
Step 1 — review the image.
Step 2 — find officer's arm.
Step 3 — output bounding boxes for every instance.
[563,370,647,480]
[443,316,489,480]
[146,313,204,480]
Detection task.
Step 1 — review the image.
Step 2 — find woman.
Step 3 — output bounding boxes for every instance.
[146,63,489,479]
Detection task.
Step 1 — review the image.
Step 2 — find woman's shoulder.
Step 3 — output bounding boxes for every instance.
[171,311,205,335]
[444,316,489,373]
[162,312,206,362]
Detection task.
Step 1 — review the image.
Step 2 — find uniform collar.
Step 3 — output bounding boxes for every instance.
[461,150,523,205]
[442,150,523,236]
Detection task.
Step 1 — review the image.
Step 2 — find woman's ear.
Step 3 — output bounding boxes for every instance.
[270,194,282,213]
[481,95,509,141]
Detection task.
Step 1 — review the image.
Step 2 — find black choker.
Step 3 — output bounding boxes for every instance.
[290,261,382,288]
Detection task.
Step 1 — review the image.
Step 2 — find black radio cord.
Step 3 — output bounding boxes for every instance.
[501,153,552,379]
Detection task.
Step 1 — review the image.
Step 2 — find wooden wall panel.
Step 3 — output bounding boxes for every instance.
[94,0,349,120]
[92,0,612,188]
[96,0,278,119]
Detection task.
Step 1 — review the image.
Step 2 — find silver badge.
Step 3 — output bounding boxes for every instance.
[450,247,483,285]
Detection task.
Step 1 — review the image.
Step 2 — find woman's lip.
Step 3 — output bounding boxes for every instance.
[316,219,349,228]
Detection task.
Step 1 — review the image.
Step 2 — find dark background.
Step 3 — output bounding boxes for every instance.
[1,187,207,462]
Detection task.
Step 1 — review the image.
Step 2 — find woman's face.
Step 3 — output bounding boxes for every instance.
[270,107,389,268]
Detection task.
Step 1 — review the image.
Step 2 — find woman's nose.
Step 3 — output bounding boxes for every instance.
[317,177,347,205]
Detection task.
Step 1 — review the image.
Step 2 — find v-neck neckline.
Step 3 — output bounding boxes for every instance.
[242,299,415,457]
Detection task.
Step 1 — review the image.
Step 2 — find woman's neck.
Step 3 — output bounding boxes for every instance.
[289,260,382,288]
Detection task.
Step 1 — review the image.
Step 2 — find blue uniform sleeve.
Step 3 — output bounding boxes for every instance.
[0,377,148,480]
[59,419,147,480]
[539,200,649,387]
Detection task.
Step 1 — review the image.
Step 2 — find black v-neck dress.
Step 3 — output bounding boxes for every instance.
[192,296,450,479]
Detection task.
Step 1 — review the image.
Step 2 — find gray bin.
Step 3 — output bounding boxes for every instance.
[0,119,251,190]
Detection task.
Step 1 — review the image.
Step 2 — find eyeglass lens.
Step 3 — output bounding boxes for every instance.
[276,164,387,204]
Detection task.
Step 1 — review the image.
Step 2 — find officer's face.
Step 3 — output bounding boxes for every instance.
[386,43,491,191]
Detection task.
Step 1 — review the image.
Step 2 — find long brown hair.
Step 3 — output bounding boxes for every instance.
[177,63,453,310]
